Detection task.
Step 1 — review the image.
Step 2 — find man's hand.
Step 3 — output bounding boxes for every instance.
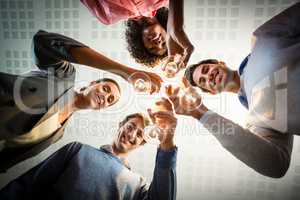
[165,78,209,119]
[147,98,177,150]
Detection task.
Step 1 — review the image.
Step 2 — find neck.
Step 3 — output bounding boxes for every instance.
[112,143,129,159]
[58,93,77,124]
[73,92,90,110]
[225,71,241,94]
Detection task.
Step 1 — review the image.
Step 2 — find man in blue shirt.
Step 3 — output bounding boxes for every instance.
[175,2,300,178]
[0,108,178,200]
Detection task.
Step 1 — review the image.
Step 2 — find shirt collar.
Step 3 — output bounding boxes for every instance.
[237,54,251,109]
[238,54,251,76]
[100,145,131,170]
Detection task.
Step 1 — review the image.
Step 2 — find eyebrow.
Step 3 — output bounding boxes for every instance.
[198,76,204,84]
[108,95,114,103]
[129,122,137,129]
[104,85,111,91]
[201,65,209,72]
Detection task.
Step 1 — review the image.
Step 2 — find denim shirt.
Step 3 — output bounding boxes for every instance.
[0,142,177,200]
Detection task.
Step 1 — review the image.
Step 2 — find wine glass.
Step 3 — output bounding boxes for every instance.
[165,61,179,78]
[162,54,182,78]
[144,124,162,139]
[128,72,152,93]
[180,87,203,111]
[134,78,148,92]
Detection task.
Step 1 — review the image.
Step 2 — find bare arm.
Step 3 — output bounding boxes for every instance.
[165,82,293,178]
[33,30,135,80]
[33,30,162,93]
[69,47,135,80]
[167,0,194,65]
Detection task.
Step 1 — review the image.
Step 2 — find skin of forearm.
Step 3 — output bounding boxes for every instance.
[69,47,136,80]
[172,29,194,50]
[190,106,208,119]
[168,0,194,52]
[159,140,175,151]
[168,0,184,28]
[159,128,176,151]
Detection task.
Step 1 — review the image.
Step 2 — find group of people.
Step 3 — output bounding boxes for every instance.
[0,0,300,199]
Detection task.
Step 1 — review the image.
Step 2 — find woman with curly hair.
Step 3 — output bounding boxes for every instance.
[81,0,194,70]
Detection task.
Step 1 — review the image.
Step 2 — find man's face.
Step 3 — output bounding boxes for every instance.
[192,62,232,94]
[142,21,167,56]
[114,117,146,154]
[84,81,120,109]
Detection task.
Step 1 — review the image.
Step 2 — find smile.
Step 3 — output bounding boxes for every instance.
[209,69,220,87]
[151,33,161,44]
[119,132,136,146]
[94,93,105,106]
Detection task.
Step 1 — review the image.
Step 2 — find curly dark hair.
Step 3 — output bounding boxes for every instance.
[125,7,169,68]
[184,59,219,92]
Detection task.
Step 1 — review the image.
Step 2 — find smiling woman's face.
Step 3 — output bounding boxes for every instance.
[85,81,120,109]
[142,23,167,56]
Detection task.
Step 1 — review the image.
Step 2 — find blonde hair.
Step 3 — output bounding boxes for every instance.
[119,113,150,128]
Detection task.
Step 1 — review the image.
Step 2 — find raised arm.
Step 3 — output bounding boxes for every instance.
[138,100,178,200]
[33,30,138,79]
[33,30,162,93]
[194,110,293,178]
[0,142,82,199]
[138,147,177,200]
[165,82,293,178]
[167,0,194,66]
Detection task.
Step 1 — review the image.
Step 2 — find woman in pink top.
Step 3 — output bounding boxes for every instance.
[81,0,194,70]
[80,0,169,25]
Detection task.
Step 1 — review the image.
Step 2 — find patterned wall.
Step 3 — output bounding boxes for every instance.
[0,0,300,199]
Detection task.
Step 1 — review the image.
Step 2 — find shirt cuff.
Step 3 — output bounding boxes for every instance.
[198,110,215,124]
[156,147,177,169]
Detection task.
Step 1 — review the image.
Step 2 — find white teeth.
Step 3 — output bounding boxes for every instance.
[214,71,219,85]
[95,95,99,103]
[96,94,104,106]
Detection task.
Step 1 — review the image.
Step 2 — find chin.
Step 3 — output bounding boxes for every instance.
[90,102,103,110]
[115,142,129,153]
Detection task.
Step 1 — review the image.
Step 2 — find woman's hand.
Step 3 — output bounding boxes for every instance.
[167,0,194,68]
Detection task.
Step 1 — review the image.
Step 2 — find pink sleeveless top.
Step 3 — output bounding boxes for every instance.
[81,0,169,25]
